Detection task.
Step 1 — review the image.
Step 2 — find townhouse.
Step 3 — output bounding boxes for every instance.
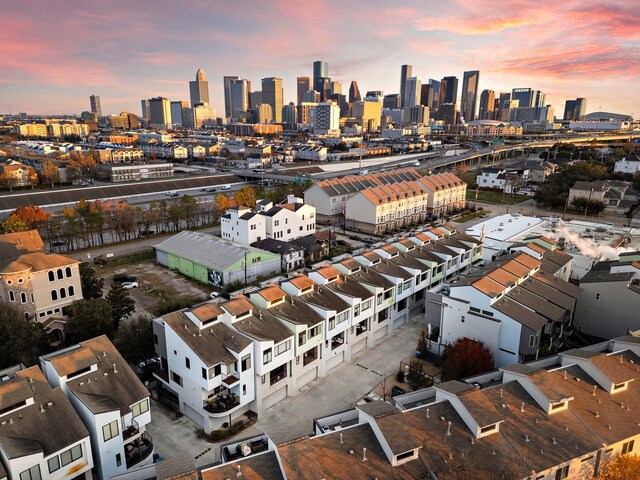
[0,365,94,480]
[0,230,83,342]
[151,302,255,434]
[40,336,153,480]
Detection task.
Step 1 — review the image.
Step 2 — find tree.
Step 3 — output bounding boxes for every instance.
[1,214,29,233]
[213,193,232,219]
[106,283,136,331]
[234,186,257,208]
[79,262,104,299]
[40,160,60,187]
[406,359,429,391]
[26,166,38,189]
[595,454,640,479]
[571,197,606,215]
[114,315,154,364]
[12,205,48,229]
[0,170,18,191]
[0,303,50,369]
[65,298,113,344]
[416,330,430,358]
[442,337,494,380]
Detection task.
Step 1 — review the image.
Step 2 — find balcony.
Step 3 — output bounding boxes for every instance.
[222,372,240,387]
[125,432,154,469]
[123,418,140,442]
[204,393,240,415]
[303,346,318,367]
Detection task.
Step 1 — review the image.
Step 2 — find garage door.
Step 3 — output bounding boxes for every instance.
[184,403,205,427]
[326,351,344,372]
[297,367,318,389]
[351,335,368,355]
[393,313,407,331]
[373,327,387,343]
[263,385,288,411]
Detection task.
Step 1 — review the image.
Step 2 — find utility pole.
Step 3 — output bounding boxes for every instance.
[244,252,248,286]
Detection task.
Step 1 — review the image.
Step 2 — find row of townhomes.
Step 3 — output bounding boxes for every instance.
[220,195,316,245]
[0,230,83,343]
[304,169,467,234]
[0,336,152,480]
[152,224,489,433]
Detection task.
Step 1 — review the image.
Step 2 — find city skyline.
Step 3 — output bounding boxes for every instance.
[1,0,639,117]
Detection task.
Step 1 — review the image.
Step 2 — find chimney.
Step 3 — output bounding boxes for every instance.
[362,447,367,462]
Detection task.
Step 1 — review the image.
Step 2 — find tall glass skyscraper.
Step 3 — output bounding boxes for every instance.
[313,61,328,92]
[460,70,480,122]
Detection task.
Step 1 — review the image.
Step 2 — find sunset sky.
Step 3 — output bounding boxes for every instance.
[2,0,639,118]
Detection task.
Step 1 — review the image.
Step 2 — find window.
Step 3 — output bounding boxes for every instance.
[60,288,66,299]
[48,271,55,282]
[60,444,82,466]
[68,285,75,296]
[243,384,246,395]
[309,325,322,338]
[213,364,222,377]
[57,269,63,280]
[30,293,34,303]
[102,420,119,442]
[65,267,72,277]
[19,466,41,480]
[263,348,273,364]
[48,456,60,473]
[354,304,361,317]
[299,331,306,346]
[274,340,291,356]
[202,367,207,379]
[185,357,190,369]
[18,278,23,284]
[555,464,569,480]
[171,371,183,386]
[8,290,15,302]
[480,424,497,435]
[241,354,251,371]
[529,335,537,348]
[132,399,149,417]
[154,334,158,345]
[20,292,27,304]
[116,453,122,467]
[622,440,635,454]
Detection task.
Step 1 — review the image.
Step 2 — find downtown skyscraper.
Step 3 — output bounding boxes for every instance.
[478,89,495,120]
[349,81,361,103]
[189,69,210,107]
[312,60,328,93]
[439,76,458,106]
[460,70,480,122]
[229,79,251,121]
[262,77,283,123]
[399,64,412,108]
[223,76,240,118]
[297,77,310,105]
[89,95,102,117]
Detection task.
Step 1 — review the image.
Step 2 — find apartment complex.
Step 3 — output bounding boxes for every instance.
[304,169,466,230]
[152,225,485,432]
[0,230,82,341]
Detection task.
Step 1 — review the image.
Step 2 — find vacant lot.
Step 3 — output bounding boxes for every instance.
[466,189,530,205]
[98,261,210,318]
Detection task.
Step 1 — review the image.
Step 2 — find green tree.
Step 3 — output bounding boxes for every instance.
[114,315,154,364]
[106,283,136,331]
[442,337,494,381]
[79,262,104,299]
[1,214,29,233]
[66,298,113,344]
[0,303,51,369]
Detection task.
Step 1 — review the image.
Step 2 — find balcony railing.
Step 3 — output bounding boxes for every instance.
[222,372,240,387]
[123,418,140,442]
[204,394,240,414]
[125,432,153,469]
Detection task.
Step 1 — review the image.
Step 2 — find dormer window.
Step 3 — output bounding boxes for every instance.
[613,382,628,392]
[300,286,313,294]
[550,401,568,412]
[235,310,251,320]
[394,449,419,465]
[479,423,499,436]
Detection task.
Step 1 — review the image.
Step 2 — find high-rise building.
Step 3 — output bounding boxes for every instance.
[313,60,329,92]
[439,76,458,106]
[365,91,384,102]
[170,100,189,126]
[428,79,440,111]
[399,64,412,108]
[403,77,421,108]
[282,102,297,127]
[349,81,361,103]
[511,88,545,108]
[331,81,342,96]
[298,102,317,125]
[329,93,349,117]
[439,103,458,128]
[256,103,273,124]
[89,95,102,117]
[140,99,150,122]
[383,94,401,110]
[403,105,429,125]
[317,77,332,102]
[502,99,519,122]
[183,104,217,128]
[148,97,172,130]
[478,89,495,120]
[420,84,434,110]
[229,79,251,120]
[262,77,283,123]
[311,102,340,134]
[563,98,587,121]
[303,91,321,103]
[223,76,240,118]
[250,91,262,109]
[497,93,511,121]
[460,70,480,122]
[189,69,210,107]
[297,77,310,105]
[352,100,382,132]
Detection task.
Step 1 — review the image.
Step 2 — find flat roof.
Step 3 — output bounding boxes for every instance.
[466,214,543,242]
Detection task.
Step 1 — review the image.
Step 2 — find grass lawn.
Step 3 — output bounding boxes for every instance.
[466,190,530,205]
[454,210,491,223]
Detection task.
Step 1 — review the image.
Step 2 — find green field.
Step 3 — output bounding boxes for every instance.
[466,190,530,205]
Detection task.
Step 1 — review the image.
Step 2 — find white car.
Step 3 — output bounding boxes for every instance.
[210,292,220,299]
[121,281,139,289]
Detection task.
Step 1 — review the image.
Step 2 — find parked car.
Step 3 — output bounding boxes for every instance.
[121,281,139,289]
[480,213,489,218]
[207,187,217,192]
[361,237,375,244]
[210,291,220,299]
[348,235,362,241]
[113,274,137,284]
[221,185,231,190]
[135,356,160,376]
[391,386,407,397]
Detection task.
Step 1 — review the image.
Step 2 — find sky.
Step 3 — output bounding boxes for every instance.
[1,0,639,118]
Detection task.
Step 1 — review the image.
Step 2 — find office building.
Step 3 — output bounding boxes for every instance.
[262,77,283,123]
[303,90,321,103]
[229,78,251,120]
[89,95,102,117]
[563,97,587,121]
[352,100,382,132]
[496,93,511,121]
[403,77,421,108]
[312,60,328,92]
[256,103,273,124]
[223,75,239,118]
[419,84,434,111]
[330,81,342,95]
[428,79,440,110]
[183,104,217,128]
[511,88,545,108]
[460,70,479,121]
[349,80,361,103]
[298,102,317,125]
[478,89,495,120]
[140,99,150,122]
[399,64,412,107]
[317,77,332,101]
[250,90,262,110]
[170,100,189,127]
[189,69,210,107]
[282,102,297,127]
[439,76,458,107]
[383,94,401,110]
[402,105,429,125]
[296,76,310,105]
[148,97,172,130]
[439,103,458,127]
[311,102,340,134]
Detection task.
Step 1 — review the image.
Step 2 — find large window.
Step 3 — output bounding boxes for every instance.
[102,420,119,442]
[171,371,183,386]
[48,271,55,282]
[132,399,149,417]
[241,354,251,371]
[274,340,291,356]
[60,444,83,467]
[555,465,569,480]
[51,290,58,301]
[20,466,41,480]
[48,456,60,474]
[263,348,272,364]
[622,440,635,454]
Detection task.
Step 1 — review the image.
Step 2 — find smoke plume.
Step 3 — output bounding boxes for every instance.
[553,223,633,260]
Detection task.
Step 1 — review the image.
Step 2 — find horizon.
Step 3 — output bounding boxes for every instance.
[2,0,639,118]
